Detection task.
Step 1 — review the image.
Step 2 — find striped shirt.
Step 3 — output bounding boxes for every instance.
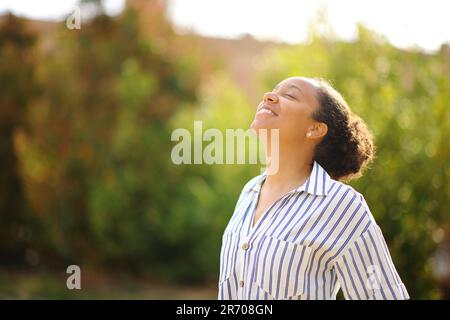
[218,161,410,300]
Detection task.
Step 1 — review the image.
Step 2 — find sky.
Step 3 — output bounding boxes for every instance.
[1,0,449,52]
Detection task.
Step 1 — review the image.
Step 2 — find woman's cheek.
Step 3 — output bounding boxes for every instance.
[282,110,308,136]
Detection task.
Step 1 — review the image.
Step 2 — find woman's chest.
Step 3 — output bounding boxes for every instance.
[225,191,350,261]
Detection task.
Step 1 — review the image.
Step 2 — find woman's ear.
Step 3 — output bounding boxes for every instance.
[306,122,328,139]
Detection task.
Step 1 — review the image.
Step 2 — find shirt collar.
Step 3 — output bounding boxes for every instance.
[248,161,331,196]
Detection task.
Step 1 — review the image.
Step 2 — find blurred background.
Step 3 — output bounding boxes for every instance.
[0,0,449,299]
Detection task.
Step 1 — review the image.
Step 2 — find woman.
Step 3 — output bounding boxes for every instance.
[218,76,410,300]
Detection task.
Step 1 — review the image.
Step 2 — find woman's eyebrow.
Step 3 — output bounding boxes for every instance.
[273,83,303,95]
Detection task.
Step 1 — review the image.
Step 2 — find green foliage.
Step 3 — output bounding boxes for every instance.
[12,5,209,281]
[0,13,39,264]
[167,72,261,280]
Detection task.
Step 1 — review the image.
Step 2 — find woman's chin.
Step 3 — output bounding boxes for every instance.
[250,119,263,131]
[250,118,275,134]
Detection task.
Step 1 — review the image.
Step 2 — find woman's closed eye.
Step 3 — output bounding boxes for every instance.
[283,93,297,100]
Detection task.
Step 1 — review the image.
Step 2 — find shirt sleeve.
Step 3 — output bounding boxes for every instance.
[332,222,410,300]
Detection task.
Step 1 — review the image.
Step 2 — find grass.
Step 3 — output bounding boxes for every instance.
[0,268,218,299]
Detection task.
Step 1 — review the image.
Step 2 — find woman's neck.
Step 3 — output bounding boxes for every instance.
[263,141,314,193]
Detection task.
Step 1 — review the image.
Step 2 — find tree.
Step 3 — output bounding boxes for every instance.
[0,13,38,265]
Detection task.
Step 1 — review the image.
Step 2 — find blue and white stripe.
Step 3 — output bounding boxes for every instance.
[218,161,410,300]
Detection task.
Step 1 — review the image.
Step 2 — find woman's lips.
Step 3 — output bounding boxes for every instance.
[256,105,279,116]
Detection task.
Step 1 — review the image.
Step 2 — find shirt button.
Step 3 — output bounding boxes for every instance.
[242,242,249,250]
[239,280,244,287]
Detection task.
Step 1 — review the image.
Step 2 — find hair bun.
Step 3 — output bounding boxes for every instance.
[312,79,375,181]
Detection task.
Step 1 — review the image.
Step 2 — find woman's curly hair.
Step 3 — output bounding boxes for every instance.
[312,78,375,182]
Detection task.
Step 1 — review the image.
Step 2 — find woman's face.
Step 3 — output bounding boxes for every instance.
[251,77,321,144]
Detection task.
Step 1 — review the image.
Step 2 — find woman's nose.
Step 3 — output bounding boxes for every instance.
[263,92,278,104]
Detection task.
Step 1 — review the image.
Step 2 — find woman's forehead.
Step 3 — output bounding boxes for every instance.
[276,77,320,106]
[277,77,320,91]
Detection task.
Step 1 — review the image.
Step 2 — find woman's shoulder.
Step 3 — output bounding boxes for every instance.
[326,178,377,223]
[328,178,365,201]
